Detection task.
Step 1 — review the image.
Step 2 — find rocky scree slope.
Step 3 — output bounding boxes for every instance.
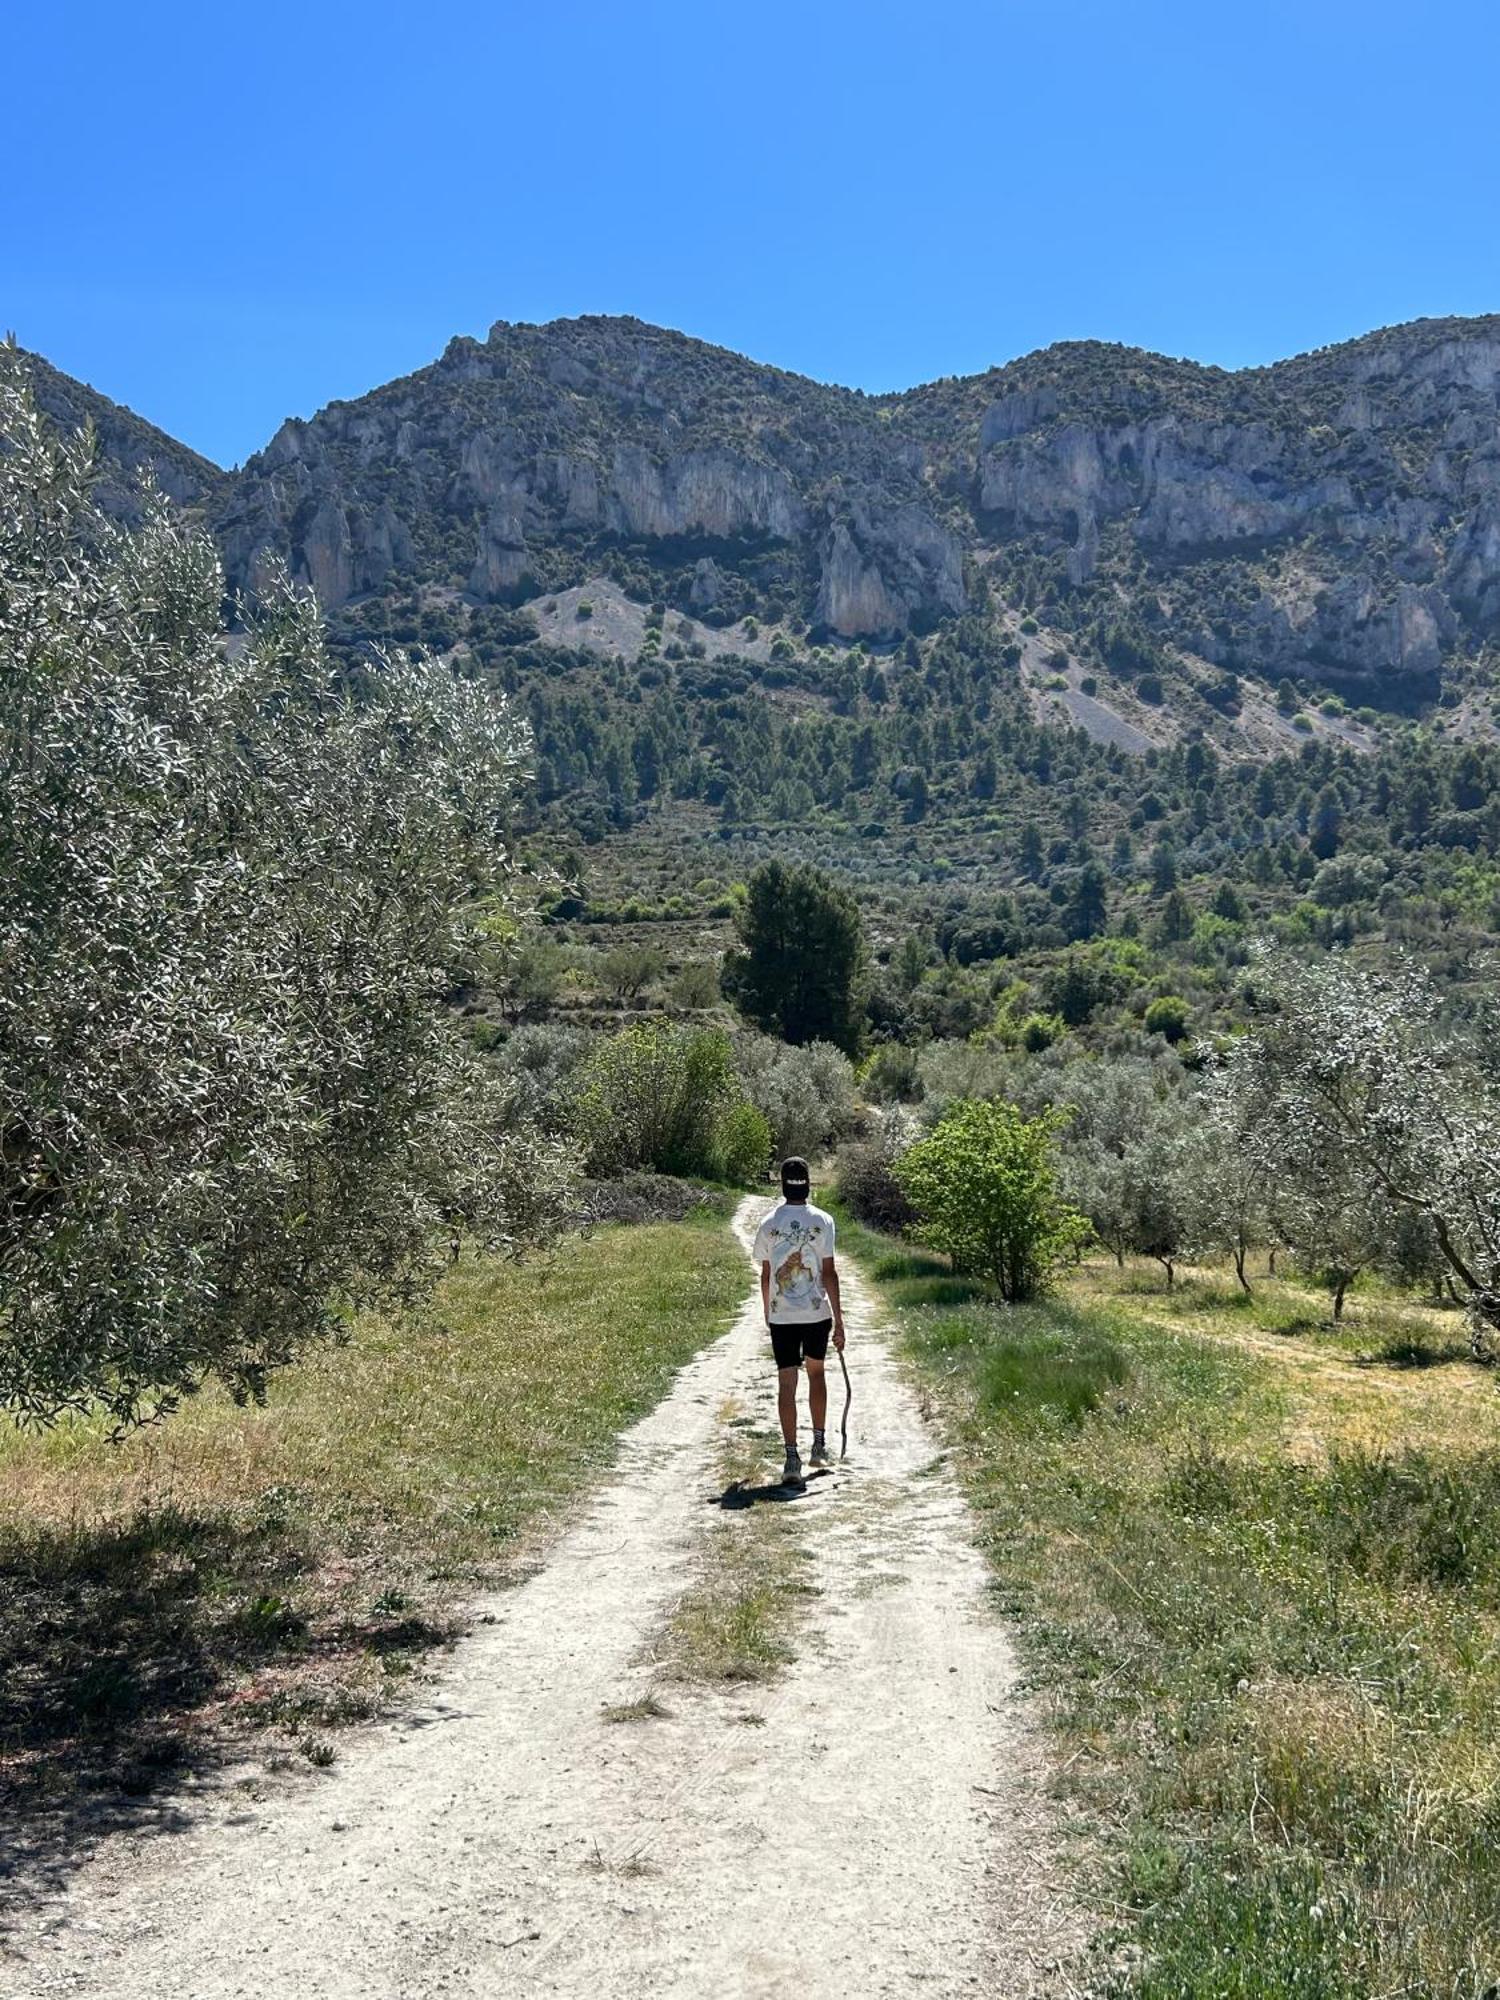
[27,314,1500,698]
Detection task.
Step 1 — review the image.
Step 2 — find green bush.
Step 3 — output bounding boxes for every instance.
[576,1024,740,1177]
[895,1099,1090,1302]
[1144,994,1190,1042]
[710,1101,772,1185]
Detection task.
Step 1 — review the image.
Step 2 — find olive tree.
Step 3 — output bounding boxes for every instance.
[1215,949,1500,1344]
[1,369,572,1429]
[733,1033,861,1161]
[1052,1056,1196,1283]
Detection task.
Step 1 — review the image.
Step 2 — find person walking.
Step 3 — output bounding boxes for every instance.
[752,1156,845,1485]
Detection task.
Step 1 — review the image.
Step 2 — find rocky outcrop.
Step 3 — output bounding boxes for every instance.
[37,310,1500,690]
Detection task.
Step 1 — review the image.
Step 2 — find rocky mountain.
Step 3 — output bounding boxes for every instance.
[21,351,225,521]
[24,313,1500,704]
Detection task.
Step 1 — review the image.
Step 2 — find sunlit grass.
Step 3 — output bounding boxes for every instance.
[850,1224,1500,1998]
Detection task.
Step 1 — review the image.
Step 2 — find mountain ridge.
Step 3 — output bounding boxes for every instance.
[20,309,1500,705]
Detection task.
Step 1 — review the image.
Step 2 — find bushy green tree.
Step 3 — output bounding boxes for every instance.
[0,371,569,1429]
[895,1100,1089,1301]
[575,1023,758,1179]
[721,860,867,1056]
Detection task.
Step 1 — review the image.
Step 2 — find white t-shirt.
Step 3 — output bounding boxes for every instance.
[753,1200,837,1324]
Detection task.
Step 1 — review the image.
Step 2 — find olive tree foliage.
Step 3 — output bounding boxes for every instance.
[732,1033,862,1161]
[1177,1097,1272,1295]
[0,371,573,1429]
[1212,948,1500,1345]
[1049,1056,1197,1284]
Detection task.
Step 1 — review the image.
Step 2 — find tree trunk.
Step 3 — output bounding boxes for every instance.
[1268,1246,1278,1276]
[1156,1255,1175,1290]
[1233,1242,1252,1295]
[1332,1277,1348,1321]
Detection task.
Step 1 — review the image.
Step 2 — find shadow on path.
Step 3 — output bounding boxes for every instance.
[710,1468,840,1510]
[0,1505,445,1929]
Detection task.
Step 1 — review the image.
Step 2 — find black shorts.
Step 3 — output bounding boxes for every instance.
[770,1318,832,1371]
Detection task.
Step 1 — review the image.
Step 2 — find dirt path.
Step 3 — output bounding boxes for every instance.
[9,1200,1078,1998]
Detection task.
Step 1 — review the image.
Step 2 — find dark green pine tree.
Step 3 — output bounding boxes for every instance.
[721,860,868,1056]
[1064,859,1109,941]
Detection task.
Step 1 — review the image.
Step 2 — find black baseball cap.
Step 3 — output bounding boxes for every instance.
[780,1157,811,1198]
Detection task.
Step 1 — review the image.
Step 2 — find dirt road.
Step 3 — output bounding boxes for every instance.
[9,1199,1078,1998]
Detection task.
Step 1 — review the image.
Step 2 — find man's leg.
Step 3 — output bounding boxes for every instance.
[777,1365,801,1448]
[806,1356,828,1435]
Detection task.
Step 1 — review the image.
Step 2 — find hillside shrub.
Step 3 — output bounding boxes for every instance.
[734,1033,862,1158]
[574,1024,763,1181]
[837,1136,917,1234]
[710,1101,773,1184]
[1144,994,1190,1042]
[895,1100,1090,1301]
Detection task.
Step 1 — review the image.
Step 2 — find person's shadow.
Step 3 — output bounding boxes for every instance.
[710,1468,839,1510]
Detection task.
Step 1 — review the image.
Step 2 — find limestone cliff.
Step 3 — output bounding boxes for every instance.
[28,311,1500,691]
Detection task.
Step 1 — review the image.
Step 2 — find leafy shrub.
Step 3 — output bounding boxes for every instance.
[1144,994,1190,1042]
[1019,1011,1065,1053]
[710,1101,772,1184]
[837,1138,918,1234]
[862,1041,924,1104]
[575,1025,741,1178]
[597,942,664,1001]
[670,958,723,1010]
[895,1099,1090,1301]
[491,1024,593,1133]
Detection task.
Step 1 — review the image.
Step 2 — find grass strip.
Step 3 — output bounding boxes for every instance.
[850,1217,1500,1999]
[652,1406,816,1686]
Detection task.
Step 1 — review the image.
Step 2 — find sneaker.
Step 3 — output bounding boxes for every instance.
[781,1447,804,1485]
[809,1440,832,1468]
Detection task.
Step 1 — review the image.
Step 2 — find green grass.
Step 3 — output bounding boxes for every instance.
[850,1223,1500,1998]
[651,1405,815,1686]
[0,1206,746,1862]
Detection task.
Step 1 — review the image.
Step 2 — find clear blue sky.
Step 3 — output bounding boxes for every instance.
[10,0,1499,468]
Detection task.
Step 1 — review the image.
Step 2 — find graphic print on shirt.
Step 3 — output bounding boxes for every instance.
[754,1203,835,1323]
[773,1243,821,1313]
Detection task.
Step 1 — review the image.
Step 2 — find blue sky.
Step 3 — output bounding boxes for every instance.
[10,0,1500,467]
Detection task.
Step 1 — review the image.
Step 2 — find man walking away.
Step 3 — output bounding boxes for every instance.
[753,1157,845,1485]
